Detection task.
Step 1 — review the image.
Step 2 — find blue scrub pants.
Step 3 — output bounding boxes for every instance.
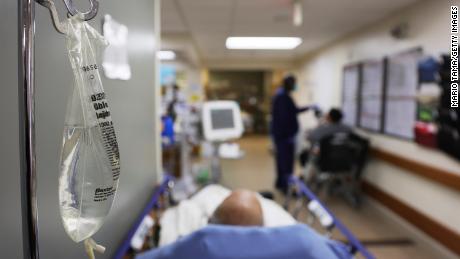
[274,138,295,193]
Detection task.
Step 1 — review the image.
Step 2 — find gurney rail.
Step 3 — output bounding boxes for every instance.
[288,176,376,259]
[114,175,175,259]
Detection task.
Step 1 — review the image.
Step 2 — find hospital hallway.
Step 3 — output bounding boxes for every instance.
[220,136,453,259]
[5,0,460,258]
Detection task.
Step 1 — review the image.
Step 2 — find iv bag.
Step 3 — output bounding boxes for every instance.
[59,16,121,244]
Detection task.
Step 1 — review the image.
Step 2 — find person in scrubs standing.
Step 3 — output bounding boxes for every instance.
[270,75,314,193]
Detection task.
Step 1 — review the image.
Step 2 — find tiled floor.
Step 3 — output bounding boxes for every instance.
[220,135,454,259]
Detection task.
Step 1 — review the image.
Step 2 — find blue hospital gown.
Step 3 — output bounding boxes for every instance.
[136,224,352,259]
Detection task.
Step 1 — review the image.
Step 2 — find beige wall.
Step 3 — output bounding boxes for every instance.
[295,0,460,237]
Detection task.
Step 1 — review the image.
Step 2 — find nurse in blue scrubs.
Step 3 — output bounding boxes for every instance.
[270,75,314,194]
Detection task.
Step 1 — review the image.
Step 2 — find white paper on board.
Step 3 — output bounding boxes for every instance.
[342,65,360,126]
[360,60,384,131]
[384,49,422,139]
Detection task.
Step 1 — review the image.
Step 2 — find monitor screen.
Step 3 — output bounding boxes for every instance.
[211,109,235,130]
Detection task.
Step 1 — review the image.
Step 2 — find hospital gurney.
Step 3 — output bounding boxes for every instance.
[115,175,374,259]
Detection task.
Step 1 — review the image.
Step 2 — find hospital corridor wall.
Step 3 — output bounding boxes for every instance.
[0,0,161,258]
[294,0,460,257]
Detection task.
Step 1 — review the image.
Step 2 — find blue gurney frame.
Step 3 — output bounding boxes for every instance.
[114,175,174,259]
[289,176,375,259]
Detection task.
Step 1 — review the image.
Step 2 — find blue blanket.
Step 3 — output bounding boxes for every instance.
[136,224,352,259]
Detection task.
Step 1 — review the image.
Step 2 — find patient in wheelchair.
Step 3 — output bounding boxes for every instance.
[136,185,352,259]
[299,108,369,206]
[300,108,352,167]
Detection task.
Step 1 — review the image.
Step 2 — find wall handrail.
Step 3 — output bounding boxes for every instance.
[371,147,460,191]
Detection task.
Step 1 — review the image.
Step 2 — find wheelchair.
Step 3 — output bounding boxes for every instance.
[300,132,370,208]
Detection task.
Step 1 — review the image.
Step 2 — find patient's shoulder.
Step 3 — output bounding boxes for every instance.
[138,225,350,259]
[137,228,211,259]
[197,224,344,259]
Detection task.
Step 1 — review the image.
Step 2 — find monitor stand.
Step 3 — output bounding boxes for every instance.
[210,142,222,183]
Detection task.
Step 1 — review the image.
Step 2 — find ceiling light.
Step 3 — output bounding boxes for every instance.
[225,37,302,50]
[292,0,303,27]
[157,50,176,60]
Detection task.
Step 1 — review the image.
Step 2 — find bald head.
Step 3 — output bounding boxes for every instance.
[210,190,263,226]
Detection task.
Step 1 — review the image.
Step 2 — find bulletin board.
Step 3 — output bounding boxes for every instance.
[341,63,362,127]
[383,48,423,139]
[359,59,386,132]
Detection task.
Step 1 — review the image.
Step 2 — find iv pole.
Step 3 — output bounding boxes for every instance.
[18,0,39,258]
[17,1,99,258]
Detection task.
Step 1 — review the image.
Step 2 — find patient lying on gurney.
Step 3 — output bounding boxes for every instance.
[137,185,352,259]
[159,185,296,246]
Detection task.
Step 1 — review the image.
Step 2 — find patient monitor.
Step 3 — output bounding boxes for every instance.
[202,101,244,182]
[202,101,244,142]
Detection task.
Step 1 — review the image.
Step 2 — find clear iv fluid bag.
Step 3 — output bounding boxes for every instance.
[59,17,121,243]
[59,125,114,242]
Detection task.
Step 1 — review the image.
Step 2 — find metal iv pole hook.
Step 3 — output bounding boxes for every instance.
[35,0,100,34]
[63,0,99,21]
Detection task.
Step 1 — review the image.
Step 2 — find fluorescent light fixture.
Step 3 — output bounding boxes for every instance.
[157,50,176,60]
[226,37,302,50]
